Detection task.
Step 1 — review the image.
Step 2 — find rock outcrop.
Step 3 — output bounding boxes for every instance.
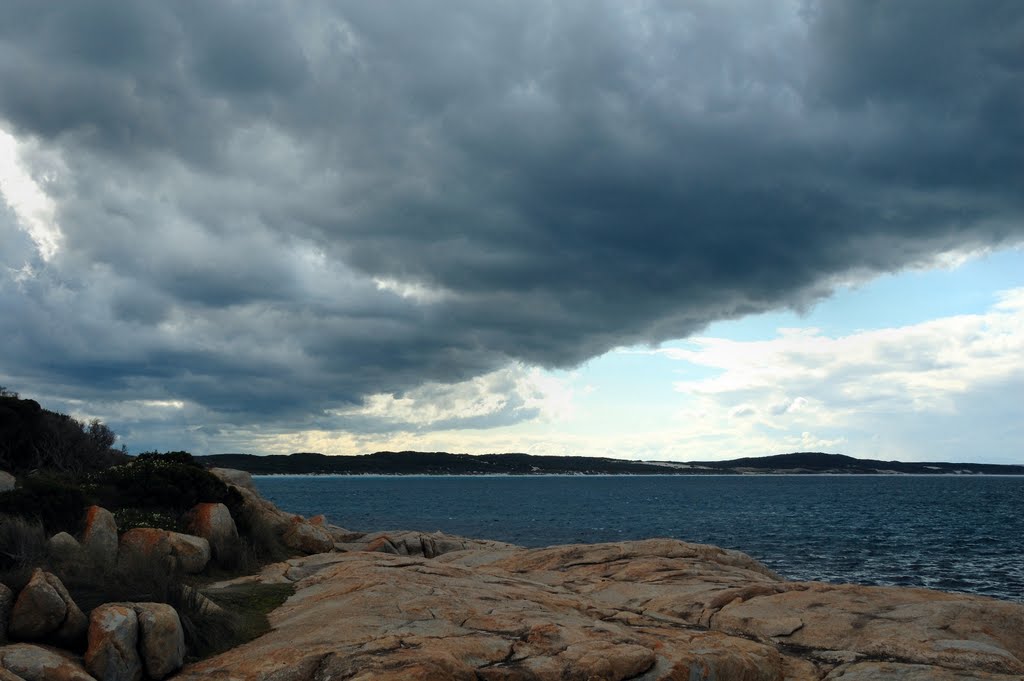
[76,602,185,681]
[85,604,140,681]
[118,529,210,574]
[132,604,184,681]
[208,468,255,493]
[82,506,119,569]
[209,468,344,555]
[46,533,83,566]
[174,538,1024,680]
[359,530,518,559]
[0,643,95,681]
[0,471,14,493]
[184,503,237,561]
[164,533,210,575]
[117,529,173,572]
[281,517,334,555]
[8,570,86,645]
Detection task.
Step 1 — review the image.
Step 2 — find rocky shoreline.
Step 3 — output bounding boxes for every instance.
[176,540,1024,680]
[3,468,1023,680]
[181,470,1024,680]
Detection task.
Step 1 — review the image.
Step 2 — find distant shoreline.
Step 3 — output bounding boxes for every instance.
[201,450,1024,477]
[248,471,1024,478]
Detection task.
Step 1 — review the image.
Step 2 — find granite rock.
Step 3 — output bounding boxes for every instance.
[165,533,210,574]
[118,529,173,571]
[174,539,1024,681]
[207,468,256,493]
[132,603,184,680]
[0,643,96,681]
[8,570,85,644]
[184,503,238,561]
[118,529,210,574]
[81,507,118,569]
[281,517,334,555]
[46,533,83,566]
[84,604,141,681]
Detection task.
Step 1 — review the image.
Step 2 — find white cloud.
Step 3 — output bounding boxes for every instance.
[0,127,62,261]
[372,277,451,304]
[657,288,1024,462]
[332,364,580,430]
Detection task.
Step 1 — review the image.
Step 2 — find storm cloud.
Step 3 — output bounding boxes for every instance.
[1,1,1022,449]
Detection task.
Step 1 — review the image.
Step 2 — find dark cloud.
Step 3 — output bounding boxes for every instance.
[1,1,1022,450]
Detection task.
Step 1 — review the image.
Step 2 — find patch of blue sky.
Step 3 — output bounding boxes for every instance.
[685,245,1024,342]
[566,246,1024,416]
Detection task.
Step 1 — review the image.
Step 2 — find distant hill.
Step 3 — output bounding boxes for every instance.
[684,452,1024,475]
[199,450,1024,476]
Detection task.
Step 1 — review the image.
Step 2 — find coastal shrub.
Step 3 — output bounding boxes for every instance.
[95,453,242,513]
[112,507,183,533]
[0,475,87,534]
[135,450,199,467]
[0,514,47,588]
[0,392,127,475]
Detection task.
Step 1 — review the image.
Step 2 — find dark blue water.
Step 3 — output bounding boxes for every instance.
[254,475,1024,602]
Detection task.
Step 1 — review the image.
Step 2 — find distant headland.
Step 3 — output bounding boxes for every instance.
[199,450,1024,476]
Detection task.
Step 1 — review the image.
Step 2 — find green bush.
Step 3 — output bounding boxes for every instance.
[0,475,87,534]
[135,450,199,467]
[113,507,183,533]
[0,392,127,475]
[95,453,242,513]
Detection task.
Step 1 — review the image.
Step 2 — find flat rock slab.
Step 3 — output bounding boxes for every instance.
[171,538,1024,680]
[0,644,96,681]
[823,661,1024,680]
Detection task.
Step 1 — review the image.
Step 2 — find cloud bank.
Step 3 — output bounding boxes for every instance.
[648,288,1024,463]
[1,1,1022,450]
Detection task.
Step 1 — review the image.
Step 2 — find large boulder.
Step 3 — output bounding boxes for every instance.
[47,533,83,566]
[185,503,238,561]
[281,518,334,555]
[118,529,172,571]
[43,574,87,645]
[229,485,292,535]
[81,507,118,568]
[8,570,86,644]
[132,603,184,680]
[0,471,14,493]
[208,467,255,493]
[0,643,96,681]
[84,604,141,681]
[165,533,210,574]
[119,529,210,574]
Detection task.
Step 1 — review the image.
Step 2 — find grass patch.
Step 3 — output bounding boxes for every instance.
[0,514,48,590]
[185,582,294,659]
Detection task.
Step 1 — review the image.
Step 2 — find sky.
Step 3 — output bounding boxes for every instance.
[1,1,1022,464]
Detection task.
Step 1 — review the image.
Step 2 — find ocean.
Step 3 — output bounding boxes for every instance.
[254,474,1024,602]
